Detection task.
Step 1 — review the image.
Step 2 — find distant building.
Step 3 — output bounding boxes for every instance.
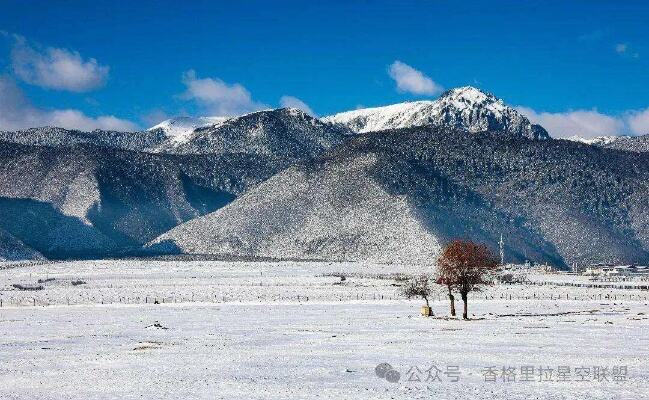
[584,264,649,277]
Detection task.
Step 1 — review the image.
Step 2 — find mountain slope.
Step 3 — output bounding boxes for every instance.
[563,134,649,153]
[601,134,649,153]
[0,108,348,260]
[0,228,45,261]
[151,127,649,267]
[149,153,443,263]
[323,86,549,139]
[564,135,624,146]
[0,141,295,258]
[0,127,167,152]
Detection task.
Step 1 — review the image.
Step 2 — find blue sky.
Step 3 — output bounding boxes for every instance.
[0,0,648,137]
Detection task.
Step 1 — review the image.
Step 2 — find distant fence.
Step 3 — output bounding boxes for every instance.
[1,290,648,308]
[524,280,649,291]
[0,292,401,307]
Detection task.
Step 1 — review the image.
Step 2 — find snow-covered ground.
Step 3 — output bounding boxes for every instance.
[1,260,648,399]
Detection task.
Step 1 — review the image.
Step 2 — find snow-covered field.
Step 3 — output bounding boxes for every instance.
[1,260,648,399]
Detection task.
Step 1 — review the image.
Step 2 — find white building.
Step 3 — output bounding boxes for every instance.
[584,264,649,277]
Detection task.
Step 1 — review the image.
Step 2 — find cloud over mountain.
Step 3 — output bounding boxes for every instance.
[627,108,649,135]
[180,70,267,116]
[518,106,649,138]
[516,107,625,139]
[388,61,443,96]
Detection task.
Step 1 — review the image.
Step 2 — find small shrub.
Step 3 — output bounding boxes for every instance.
[12,283,43,291]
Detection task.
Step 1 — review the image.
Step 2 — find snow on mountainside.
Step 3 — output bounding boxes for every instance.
[159,108,351,157]
[601,135,649,153]
[0,109,349,259]
[565,135,624,146]
[565,134,649,153]
[150,125,649,266]
[0,108,350,158]
[0,141,281,259]
[149,153,443,264]
[323,86,550,139]
[0,127,168,152]
[149,116,228,146]
[0,228,44,261]
[4,86,649,264]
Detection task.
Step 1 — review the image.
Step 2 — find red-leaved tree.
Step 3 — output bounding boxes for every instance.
[437,240,500,320]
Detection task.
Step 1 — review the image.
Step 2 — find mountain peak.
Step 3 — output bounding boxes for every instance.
[324,86,549,139]
[150,106,350,156]
[148,116,228,144]
[440,86,494,101]
[436,86,506,113]
[436,86,508,118]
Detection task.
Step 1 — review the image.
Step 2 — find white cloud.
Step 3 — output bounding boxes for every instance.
[615,43,628,54]
[516,106,625,139]
[388,61,443,96]
[627,108,649,135]
[46,110,138,132]
[10,35,109,92]
[279,95,315,116]
[0,76,138,131]
[180,70,266,116]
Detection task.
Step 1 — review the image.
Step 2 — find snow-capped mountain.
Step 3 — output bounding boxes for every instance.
[323,86,550,140]
[155,108,351,157]
[149,116,228,146]
[3,86,649,264]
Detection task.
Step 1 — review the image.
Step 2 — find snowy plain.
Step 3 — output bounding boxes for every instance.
[1,259,648,400]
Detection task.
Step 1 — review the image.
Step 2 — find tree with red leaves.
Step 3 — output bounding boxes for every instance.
[437,240,500,320]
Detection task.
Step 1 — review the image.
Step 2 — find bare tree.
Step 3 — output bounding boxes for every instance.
[401,275,436,316]
[436,275,456,317]
[437,240,500,320]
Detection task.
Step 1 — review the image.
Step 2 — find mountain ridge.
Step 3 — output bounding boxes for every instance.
[323,86,550,139]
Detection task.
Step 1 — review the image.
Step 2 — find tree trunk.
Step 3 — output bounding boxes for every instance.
[461,291,468,320]
[447,286,456,317]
